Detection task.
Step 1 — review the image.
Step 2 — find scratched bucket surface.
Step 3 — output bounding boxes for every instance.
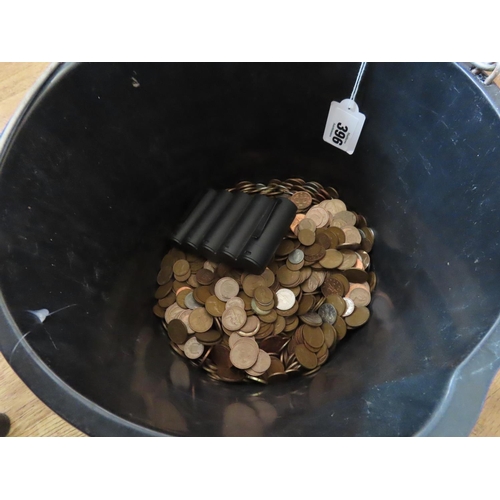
[0,63,499,436]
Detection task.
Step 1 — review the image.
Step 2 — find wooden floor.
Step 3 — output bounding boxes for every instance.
[0,62,499,437]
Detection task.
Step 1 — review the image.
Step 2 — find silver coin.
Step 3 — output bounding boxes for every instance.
[276,289,296,311]
[318,303,337,325]
[342,297,355,317]
[184,292,203,310]
[288,249,305,265]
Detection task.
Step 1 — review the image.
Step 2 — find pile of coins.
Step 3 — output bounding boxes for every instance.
[153,178,376,384]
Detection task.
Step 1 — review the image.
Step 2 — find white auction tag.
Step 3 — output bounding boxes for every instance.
[323,98,365,155]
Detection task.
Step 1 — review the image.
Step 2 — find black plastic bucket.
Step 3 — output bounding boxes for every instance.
[0,63,499,436]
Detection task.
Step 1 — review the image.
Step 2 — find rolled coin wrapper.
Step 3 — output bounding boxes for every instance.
[240,197,297,274]
[200,191,253,261]
[170,189,297,274]
[182,190,233,252]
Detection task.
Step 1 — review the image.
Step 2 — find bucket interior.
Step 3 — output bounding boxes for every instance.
[1,62,499,436]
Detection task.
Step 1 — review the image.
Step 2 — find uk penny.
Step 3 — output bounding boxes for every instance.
[193,286,212,304]
[342,225,362,245]
[158,293,176,308]
[184,337,205,360]
[321,323,336,348]
[298,218,317,232]
[229,332,246,349]
[303,326,324,349]
[196,268,215,286]
[347,284,372,307]
[209,344,232,368]
[276,239,296,256]
[167,319,188,344]
[242,275,266,297]
[333,211,357,226]
[246,350,272,375]
[195,329,222,344]
[173,259,190,277]
[290,214,305,234]
[214,277,240,302]
[290,191,313,210]
[254,286,274,306]
[155,281,173,299]
[326,294,346,315]
[230,338,260,369]
[300,312,323,327]
[343,268,369,284]
[239,315,260,336]
[157,265,173,285]
[319,249,343,269]
[338,250,357,270]
[305,207,329,228]
[297,294,315,315]
[153,304,166,318]
[334,316,347,340]
[205,295,226,317]
[345,306,370,327]
[295,344,318,370]
[260,268,276,287]
[226,297,246,310]
[298,229,315,246]
[189,307,214,333]
[222,306,247,331]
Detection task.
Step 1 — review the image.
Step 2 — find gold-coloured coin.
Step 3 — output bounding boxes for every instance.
[195,329,222,345]
[173,259,190,276]
[176,288,192,308]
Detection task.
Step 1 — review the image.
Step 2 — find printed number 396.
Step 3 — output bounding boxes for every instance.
[332,123,348,146]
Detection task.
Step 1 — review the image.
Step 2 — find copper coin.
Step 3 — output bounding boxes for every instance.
[298,229,316,246]
[342,225,362,245]
[315,231,332,249]
[303,326,324,349]
[320,199,346,216]
[334,316,347,340]
[319,249,343,269]
[221,306,247,331]
[228,332,245,349]
[298,218,317,232]
[300,311,323,327]
[260,268,276,287]
[196,268,215,286]
[184,337,205,360]
[238,291,253,310]
[343,268,369,283]
[277,266,301,286]
[321,323,336,348]
[368,271,377,292]
[305,207,329,228]
[328,227,346,245]
[205,295,226,317]
[290,214,305,233]
[172,259,190,276]
[338,250,357,270]
[176,288,192,308]
[155,281,173,299]
[290,191,313,210]
[246,349,272,376]
[304,243,326,262]
[242,275,266,297]
[347,284,372,307]
[297,294,315,315]
[239,315,260,336]
[260,336,288,354]
[345,306,370,327]
[193,286,212,304]
[226,297,246,310]
[357,250,371,270]
[230,338,260,369]
[266,357,285,376]
[260,309,278,324]
[209,344,232,368]
[217,366,245,382]
[254,286,274,306]
[333,211,357,226]
[157,265,173,285]
[326,294,346,315]
[295,344,318,370]
[158,292,176,308]
[214,277,240,302]
[276,239,296,256]
[167,319,188,344]
[189,307,214,333]
[195,329,222,344]
[273,315,286,334]
[153,304,165,318]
